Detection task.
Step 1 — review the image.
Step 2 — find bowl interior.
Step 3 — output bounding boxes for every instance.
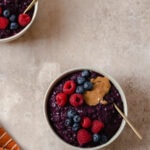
[0,1,38,42]
[44,68,128,150]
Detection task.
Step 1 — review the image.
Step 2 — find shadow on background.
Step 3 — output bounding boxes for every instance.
[104,76,149,150]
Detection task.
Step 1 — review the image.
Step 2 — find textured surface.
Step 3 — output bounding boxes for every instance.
[0,0,149,150]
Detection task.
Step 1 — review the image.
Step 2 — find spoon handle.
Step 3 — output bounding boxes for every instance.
[0,127,20,150]
[113,103,142,140]
[23,0,37,14]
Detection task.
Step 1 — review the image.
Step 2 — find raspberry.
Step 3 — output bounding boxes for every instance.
[0,17,9,29]
[18,14,31,27]
[63,80,76,95]
[77,129,92,145]
[81,117,92,129]
[0,7,2,15]
[69,93,84,107]
[56,92,67,107]
[91,120,104,133]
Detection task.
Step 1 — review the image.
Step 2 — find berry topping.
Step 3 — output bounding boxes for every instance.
[72,123,80,131]
[67,109,77,118]
[9,14,16,22]
[93,133,100,143]
[47,69,124,147]
[0,7,2,15]
[10,22,18,30]
[73,115,81,123]
[0,17,9,29]
[81,117,92,129]
[3,9,10,18]
[76,85,84,94]
[91,120,104,133]
[77,76,86,85]
[69,94,84,107]
[63,80,76,95]
[77,129,92,145]
[83,81,93,90]
[65,118,72,127]
[18,14,31,27]
[81,70,90,78]
[56,92,67,107]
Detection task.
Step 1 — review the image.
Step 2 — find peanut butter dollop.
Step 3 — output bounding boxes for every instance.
[83,76,111,106]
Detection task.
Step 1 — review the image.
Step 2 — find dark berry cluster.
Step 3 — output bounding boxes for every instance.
[0,0,34,39]
[64,109,107,145]
[65,109,81,132]
[0,7,31,30]
[76,70,93,94]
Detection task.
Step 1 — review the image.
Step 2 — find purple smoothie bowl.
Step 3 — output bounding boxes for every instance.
[44,68,128,150]
[0,0,38,42]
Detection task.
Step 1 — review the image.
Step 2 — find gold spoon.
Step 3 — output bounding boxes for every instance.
[98,98,142,140]
[113,103,142,140]
[23,0,37,14]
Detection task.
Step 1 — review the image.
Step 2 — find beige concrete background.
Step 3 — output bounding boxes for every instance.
[0,0,150,150]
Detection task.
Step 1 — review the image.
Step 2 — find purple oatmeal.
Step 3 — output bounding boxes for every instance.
[46,69,124,148]
[0,0,34,39]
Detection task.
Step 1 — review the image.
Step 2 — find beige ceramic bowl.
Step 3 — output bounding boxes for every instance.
[0,1,38,42]
[44,68,128,150]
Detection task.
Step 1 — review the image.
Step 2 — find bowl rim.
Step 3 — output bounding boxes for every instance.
[0,1,38,42]
[44,67,128,150]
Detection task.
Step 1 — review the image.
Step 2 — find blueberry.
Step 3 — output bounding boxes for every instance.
[10,22,18,30]
[3,9,10,18]
[93,134,100,142]
[77,76,86,85]
[81,70,90,78]
[9,14,16,22]
[83,81,93,90]
[65,118,72,127]
[73,115,81,123]
[67,109,77,118]
[72,123,80,131]
[76,85,84,94]
[101,134,108,143]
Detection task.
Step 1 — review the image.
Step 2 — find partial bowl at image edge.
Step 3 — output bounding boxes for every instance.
[0,1,38,43]
[43,68,128,150]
